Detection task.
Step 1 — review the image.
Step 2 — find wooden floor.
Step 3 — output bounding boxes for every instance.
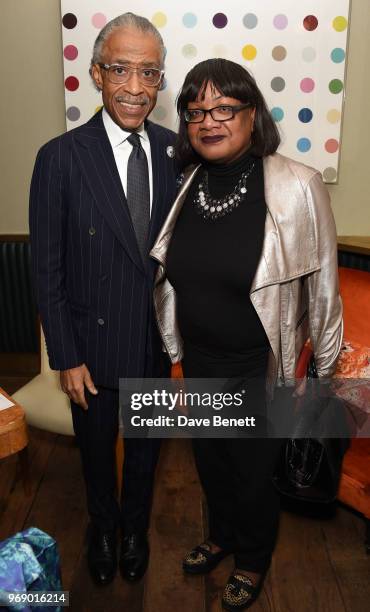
[0,429,369,612]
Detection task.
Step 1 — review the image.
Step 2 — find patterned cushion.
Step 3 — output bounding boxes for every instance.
[334,340,370,415]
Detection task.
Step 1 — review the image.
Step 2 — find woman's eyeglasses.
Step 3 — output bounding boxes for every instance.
[184,103,252,123]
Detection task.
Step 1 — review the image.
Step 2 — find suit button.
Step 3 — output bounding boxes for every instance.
[89,227,96,236]
[97,318,105,326]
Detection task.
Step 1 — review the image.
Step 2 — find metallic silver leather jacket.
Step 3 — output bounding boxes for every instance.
[150,153,343,389]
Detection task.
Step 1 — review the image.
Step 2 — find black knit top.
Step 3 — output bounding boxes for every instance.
[166,149,270,378]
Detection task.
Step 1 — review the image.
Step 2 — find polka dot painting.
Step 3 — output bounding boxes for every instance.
[271,77,285,92]
[273,14,288,30]
[212,13,228,29]
[271,107,284,122]
[302,47,316,62]
[182,44,197,59]
[327,109,341,123]
[64,76,79,91]
[272,46,287,61]
[329,79,344,94]
[242,45,257,61]
[62,13,77,29]
[92,13,107,28]
[182,13,197,28]
[297,138,311,153]
[243,14,258,29]
[298,108,313,123]
[64,44,78,60]
[61,0,350,183]
[331,48,345,63]
[325,139,339,153]
[66,106,80,121]
[333,16,348,32]
[300,78,315,93]
[151,12,167,28]
[303,15,318,31]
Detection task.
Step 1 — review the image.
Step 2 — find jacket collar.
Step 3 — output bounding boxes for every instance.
[150,153,320,289]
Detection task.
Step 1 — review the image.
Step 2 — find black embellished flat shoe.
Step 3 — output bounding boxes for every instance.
[222,572,264,611]
[182,541,230,575]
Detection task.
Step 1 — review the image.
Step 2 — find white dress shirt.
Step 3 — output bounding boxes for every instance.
[102,107,153,215]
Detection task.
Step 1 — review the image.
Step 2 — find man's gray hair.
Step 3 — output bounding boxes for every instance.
[91,12,165,69]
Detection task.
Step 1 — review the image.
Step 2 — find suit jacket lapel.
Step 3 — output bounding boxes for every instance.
[72,111,145,273]
[146,121,170,250]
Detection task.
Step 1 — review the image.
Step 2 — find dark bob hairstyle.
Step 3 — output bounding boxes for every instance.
[176,58,280,169]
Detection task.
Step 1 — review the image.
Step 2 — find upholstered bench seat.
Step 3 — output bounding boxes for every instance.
[12,339,73,436]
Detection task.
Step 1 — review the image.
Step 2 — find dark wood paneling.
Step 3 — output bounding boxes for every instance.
[0,235,29,242]
[338,236,370,256]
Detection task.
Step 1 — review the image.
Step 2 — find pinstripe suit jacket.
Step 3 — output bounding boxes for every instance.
[29,110,177,388]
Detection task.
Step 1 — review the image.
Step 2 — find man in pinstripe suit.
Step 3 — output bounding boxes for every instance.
[29,13,177,586]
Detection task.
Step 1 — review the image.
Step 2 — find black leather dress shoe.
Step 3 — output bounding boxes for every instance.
[119,533,149,582]
[87,527,117,586]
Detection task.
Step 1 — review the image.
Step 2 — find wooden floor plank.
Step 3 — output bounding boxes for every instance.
[321,504,370,612]
[69,538,145,612]
[0,452,18,511]
[271,510,347,612]
[0,427,57,540]
[21,435,87,590]
[143,439,206,612]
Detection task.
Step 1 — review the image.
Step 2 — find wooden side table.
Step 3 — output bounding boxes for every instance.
[0,387,30,494]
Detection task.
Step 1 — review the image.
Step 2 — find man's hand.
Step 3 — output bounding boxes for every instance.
[60,364,98,410]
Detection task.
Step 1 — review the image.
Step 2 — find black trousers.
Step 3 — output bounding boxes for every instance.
[71,387,161,533]
[183,347,282,574]
[192,436,283,573]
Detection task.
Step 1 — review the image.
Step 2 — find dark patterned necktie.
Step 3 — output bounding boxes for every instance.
[126,132,150,262]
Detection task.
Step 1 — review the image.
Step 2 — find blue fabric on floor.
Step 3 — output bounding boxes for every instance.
[0,527,62,611]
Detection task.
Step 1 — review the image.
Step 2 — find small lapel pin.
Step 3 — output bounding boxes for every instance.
[166,146,175,158]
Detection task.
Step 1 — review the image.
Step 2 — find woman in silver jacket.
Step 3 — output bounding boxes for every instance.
[150,59,343,611]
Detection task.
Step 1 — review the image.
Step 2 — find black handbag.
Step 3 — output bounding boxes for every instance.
[272,355,350,503]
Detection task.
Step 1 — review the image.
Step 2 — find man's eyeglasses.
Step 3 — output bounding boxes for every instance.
[98,63,164,87]
[184,103,252,123]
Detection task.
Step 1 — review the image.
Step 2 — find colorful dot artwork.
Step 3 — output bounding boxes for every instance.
[271,107,284,122]
[61,0,350,182]
[212,13,228,29]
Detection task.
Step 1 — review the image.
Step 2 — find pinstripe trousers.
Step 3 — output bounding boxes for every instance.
[71,387,161,533]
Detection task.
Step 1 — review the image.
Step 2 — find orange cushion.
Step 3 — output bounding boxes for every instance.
[337,268,370,513]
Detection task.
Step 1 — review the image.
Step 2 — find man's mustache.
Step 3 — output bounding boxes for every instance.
[115,96,149,105]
